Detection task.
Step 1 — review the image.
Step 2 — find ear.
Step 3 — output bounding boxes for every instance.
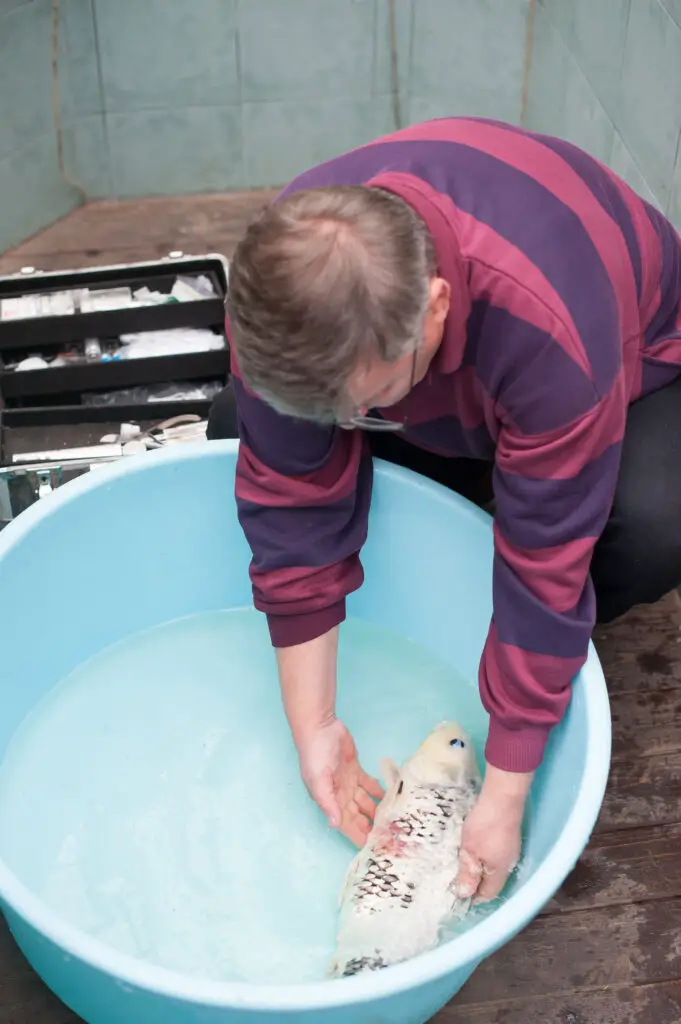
[379,757,401,790]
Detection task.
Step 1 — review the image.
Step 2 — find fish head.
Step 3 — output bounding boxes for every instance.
[406,721,481,788]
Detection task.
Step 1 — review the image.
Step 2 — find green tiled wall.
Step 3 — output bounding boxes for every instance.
[525,0,681,228]
[30,0,533,201]
[0,0,87,253]
[6,0,681,253]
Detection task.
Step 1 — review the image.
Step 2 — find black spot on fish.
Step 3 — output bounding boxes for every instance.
[342,955,387,977]
[397,781,404,795]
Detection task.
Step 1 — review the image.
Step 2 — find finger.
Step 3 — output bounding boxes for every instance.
[355,787,379,822]
[341,808,372,848]
[474,865,507,905]
[311,769,342,829]
[453,848,484,899]
[360,770,385,801]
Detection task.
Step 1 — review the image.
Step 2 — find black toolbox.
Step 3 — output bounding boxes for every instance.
[0,252,230,435]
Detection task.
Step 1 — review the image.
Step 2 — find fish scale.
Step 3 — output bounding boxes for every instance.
[328,722,481,979]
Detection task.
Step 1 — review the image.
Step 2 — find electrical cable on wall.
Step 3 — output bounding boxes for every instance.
[387,0,403,131]
[51,0,87,201]
[520,0,537,127]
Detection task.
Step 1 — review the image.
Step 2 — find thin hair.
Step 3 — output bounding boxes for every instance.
[225,185,437,422]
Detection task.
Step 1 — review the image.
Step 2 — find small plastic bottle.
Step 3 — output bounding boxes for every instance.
[84,338,102,361]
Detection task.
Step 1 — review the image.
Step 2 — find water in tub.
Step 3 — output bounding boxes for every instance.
[0,611,529,984]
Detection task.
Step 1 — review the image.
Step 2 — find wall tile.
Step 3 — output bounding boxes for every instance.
[668,137,681,230]
[106,106,243,197]
[63,114,112,197]
[94,0,239,112]
[0,0,54,162]
[616,0,681,209]
[238,0,375,103]
[409,0,530,125]
[59,0,103,118]
[540,0,631,120]
[0,0,35,13]
[524,5,614,164]
[0,133,79,252]
[660,0,681,27]
[242,96,394,188]
[609,131,663,210]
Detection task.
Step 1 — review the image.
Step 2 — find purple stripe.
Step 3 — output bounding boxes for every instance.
[493,552,595,659]
[530,134,643,304]
[282,137,620,395]
[494,441,622,550]
[486,122,644,305]
[234,377,337,477]
[237,454,372,572]
[643,204,681,345]
[464,302,600,434]
[639,357,681,397]
[403,416,495,460]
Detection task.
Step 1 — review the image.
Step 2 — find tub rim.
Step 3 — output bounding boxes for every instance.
[0,439,612,1011]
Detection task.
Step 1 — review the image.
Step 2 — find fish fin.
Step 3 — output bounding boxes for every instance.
[379,757,401,790]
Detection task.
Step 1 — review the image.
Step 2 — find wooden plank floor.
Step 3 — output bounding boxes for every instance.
[2,197,681,1023]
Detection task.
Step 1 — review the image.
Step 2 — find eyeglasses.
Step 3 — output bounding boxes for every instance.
[338,346,418,432]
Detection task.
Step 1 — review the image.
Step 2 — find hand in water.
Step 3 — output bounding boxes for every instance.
[298,719,384,847]
[454,766,531,903]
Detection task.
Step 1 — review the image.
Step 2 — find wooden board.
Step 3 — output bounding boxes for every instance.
[439,981,681,1024]
[0,192,278,276]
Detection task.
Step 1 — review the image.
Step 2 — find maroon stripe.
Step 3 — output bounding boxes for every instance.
[267,603,347,648]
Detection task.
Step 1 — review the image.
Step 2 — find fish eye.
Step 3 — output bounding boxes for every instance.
[450,738,465,748]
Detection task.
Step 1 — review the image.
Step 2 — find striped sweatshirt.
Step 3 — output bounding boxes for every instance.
[231,118,681,773]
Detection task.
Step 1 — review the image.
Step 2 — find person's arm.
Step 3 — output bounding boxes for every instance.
[481,385,625,773]
[230,352,382,841]
[458,296,627,900]
[232,359,370,646]
[277,627,339,749]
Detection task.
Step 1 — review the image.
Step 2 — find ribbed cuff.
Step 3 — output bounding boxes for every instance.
[266,599,346,648]
[485,716,552,773]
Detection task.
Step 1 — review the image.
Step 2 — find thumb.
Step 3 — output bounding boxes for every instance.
[473,866,505,905]
[309,767,341,829]
[453,847,484,900]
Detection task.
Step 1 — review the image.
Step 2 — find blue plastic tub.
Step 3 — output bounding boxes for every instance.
[0,440,611,1024]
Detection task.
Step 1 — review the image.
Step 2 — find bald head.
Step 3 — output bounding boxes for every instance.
[225,185,437,422]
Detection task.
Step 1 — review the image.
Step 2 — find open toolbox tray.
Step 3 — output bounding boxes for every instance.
[0,252,230,420]
[0,350,225,399]
[0,255,227,349]
[0,397,216,428]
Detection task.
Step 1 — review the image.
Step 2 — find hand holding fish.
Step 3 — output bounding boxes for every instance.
[454,765,532,902]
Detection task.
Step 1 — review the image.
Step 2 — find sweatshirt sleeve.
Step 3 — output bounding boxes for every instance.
[479,320,627,774]
[231,356,372,648]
